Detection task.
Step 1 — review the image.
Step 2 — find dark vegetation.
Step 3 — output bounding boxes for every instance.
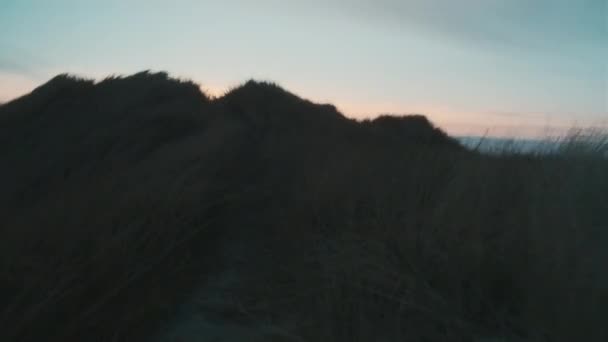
[0,71,606,341]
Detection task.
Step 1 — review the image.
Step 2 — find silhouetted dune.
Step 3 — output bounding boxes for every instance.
[367,114,460,146]
[0,72,605,342]
[215,80,363,150]
[0,72,213,217]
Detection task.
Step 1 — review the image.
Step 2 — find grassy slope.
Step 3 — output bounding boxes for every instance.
[0,72,606,341]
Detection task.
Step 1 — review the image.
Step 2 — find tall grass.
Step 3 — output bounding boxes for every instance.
[242,129,608,342]
[556,127,608,158]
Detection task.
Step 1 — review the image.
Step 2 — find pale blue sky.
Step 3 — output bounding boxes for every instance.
[1,0,606,136]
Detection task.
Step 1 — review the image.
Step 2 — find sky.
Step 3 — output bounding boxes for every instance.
[0,0,606,137]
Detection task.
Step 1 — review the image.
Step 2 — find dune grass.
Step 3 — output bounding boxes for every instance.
[242,129,608,342]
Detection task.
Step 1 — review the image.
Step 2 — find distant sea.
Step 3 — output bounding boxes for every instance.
[457,136,561,154]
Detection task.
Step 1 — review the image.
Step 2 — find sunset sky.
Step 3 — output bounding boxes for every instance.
[1,0,606,136]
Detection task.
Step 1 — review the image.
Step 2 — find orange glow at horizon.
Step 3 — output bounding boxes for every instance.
[0,73,39,103]
[1,75,601,139]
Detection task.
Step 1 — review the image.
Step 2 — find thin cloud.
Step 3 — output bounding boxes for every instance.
[0,43,52,79]
[284,0,606,53]
[0,58,38,77]
[488,111,550,119]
